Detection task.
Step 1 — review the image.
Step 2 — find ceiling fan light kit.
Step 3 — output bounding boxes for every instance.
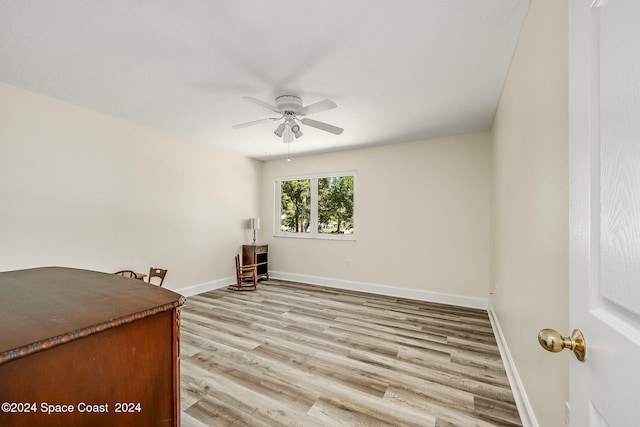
[233,95,343,146]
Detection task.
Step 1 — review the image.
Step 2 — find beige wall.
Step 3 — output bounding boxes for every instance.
[490,0,569,425]
[0,82,262,292]
[261,133,492,305]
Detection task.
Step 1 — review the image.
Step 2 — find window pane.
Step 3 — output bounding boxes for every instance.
[318,176,354,234]
[280,179,311,233]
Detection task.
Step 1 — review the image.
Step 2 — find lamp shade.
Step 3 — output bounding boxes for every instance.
[248,218,260,230]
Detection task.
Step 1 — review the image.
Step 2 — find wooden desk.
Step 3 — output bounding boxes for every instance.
[0,267,184,427]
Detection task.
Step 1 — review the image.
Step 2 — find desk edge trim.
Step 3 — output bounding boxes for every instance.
[0,296,186,365]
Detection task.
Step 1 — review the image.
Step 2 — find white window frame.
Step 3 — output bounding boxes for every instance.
[274,171,356,241]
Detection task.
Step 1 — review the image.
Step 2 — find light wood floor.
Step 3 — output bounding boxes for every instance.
[180,280,522,427]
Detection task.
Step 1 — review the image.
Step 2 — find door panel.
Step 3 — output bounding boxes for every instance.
[570,0,640,426]
[599,0,640,316]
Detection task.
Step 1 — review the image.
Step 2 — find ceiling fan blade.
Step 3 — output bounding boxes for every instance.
[300,118,344,135]
[283,125,293,143]
[297,99,337,116]
[232,117,277,128]
[241,96,279,113]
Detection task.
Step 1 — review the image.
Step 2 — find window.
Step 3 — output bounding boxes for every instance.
[276,173,355,240]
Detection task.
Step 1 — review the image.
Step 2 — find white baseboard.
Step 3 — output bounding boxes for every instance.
[269,271,488,310]
[176,276,233,297]
[487,302,538,427]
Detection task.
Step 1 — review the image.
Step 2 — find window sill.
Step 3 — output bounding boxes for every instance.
[273,233,356,241]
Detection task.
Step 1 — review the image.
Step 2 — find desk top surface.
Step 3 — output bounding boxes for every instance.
[0,266,184,364]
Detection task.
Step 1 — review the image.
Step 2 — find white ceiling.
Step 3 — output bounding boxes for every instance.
[0,1,529,161]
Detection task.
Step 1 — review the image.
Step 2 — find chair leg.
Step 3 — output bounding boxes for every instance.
[227,276,257,292]
[228,280,241,291]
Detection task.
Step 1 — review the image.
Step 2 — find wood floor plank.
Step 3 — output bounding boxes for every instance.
[180,280,522,426]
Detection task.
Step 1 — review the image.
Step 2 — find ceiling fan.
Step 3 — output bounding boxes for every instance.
[233,95,344,143]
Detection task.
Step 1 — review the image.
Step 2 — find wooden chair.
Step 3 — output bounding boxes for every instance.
[148,268,167,287]
[228,254,258,291]
[114,270,138,279]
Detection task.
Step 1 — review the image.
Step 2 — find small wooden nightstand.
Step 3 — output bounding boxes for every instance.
[242,244,268,280]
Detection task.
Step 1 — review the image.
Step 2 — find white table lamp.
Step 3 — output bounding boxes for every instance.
[248,218,260,244]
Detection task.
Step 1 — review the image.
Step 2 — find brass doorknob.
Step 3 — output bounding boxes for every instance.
[537,328,586,361]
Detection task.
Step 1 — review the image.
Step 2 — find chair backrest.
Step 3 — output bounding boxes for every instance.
[148,268,167,287]
[230,254,257,291]
[114,270,138,279]
[234,255,241,279]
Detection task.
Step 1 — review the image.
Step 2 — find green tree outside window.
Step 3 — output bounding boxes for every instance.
[280,179,311,233]
[278,174,355,238]
[318,176,354,234]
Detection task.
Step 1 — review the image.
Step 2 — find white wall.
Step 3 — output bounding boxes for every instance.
[261,133,491,307]
[0,82,262,293]
[490,0,569,425]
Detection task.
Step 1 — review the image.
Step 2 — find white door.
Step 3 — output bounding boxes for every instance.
[569,0,640,426]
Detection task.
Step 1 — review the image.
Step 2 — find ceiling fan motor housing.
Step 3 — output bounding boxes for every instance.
[275,95,303,114]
